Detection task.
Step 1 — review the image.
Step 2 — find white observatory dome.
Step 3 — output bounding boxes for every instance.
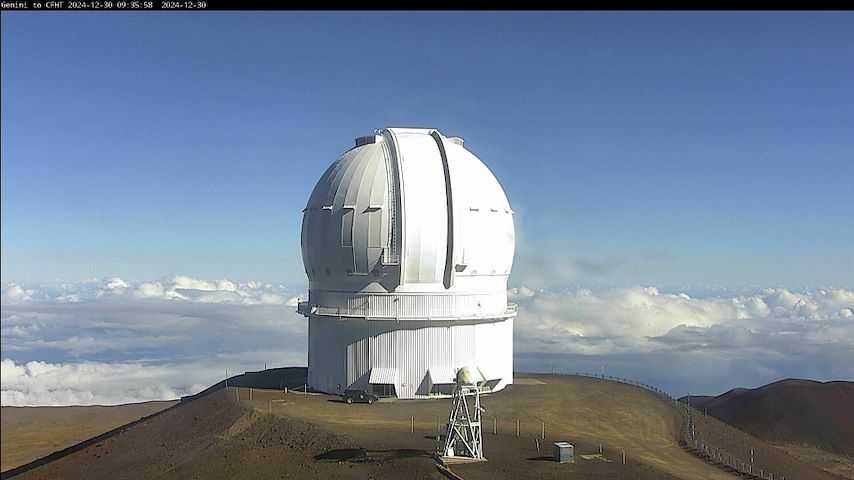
[300,127,515,319]
[299,128,517,399]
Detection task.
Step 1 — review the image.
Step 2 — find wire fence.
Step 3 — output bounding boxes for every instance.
[235,384,641,467]
[230,373,786,480]
[572,372,784,480]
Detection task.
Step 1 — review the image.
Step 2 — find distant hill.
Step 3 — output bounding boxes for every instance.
[681,379,854,456]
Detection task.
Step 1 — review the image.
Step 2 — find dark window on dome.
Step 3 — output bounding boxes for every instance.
[320,207,333,247]
[325,268,331,276]
[341,209,354,247]
[301,210,311,248]
[367,208,383,248]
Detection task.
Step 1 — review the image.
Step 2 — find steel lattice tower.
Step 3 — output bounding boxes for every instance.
[442,374,484,460]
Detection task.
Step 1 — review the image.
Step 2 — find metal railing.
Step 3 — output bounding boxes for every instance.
[297,301,517,321]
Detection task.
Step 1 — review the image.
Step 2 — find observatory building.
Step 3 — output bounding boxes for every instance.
[297,128,516,399]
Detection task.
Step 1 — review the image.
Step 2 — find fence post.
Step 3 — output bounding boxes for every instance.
[516,419,520,437]
[541,422,545,439]
[493,417,497,434]
[411,416,414,434]
[622,453,626,464]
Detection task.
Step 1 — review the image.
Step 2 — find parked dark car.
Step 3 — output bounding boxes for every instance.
[343,389,378,404]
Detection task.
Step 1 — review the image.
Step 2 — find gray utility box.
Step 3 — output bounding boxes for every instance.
[553,442,575,463]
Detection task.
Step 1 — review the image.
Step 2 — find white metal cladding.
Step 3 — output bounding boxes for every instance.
[300,128,516,312]
[478,363,503,381]
[302,141,391,288]
[393,131,448,285]
[369,367,399,385]
[307,315,514,399]
[443,140,514,281]
[300,128,516,400]
[428,367,458,384]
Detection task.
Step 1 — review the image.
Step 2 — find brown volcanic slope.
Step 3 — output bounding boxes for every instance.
[5,389,438,480]
[683,379,854,456]
[0,401,176,471]
[3,373,840,480]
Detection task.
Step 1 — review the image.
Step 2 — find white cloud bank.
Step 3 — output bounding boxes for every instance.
[511,286,854,354]
[1,359,208,406]
[1,284,37,303]
[2,276,852,404]
[2,275,306,405]
[90,274,300,305]
[511,286,854,395]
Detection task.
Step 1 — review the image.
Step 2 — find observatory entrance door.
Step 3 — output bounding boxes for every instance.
[371,383,396,397]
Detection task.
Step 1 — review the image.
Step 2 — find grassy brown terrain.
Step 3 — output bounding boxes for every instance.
[4,373,843,479]
[249,373,730,480]
[0,401,176,472]
[7,373,716,480]
[774,443,854,479]
[7,390,440,480]
[689,406,841,480]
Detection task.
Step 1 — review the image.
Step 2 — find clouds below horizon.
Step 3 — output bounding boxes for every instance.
[2,276,852,405]
[2,275,305,406]
[2,274,301,306]
[511,286,854,395]
[1,359,209,406]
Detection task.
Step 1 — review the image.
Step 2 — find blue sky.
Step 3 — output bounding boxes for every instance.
[2,12,853,405]
[3,12,852,288]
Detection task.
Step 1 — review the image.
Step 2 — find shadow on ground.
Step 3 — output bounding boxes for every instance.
[527,456,556,462]
[316,448,430,463]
